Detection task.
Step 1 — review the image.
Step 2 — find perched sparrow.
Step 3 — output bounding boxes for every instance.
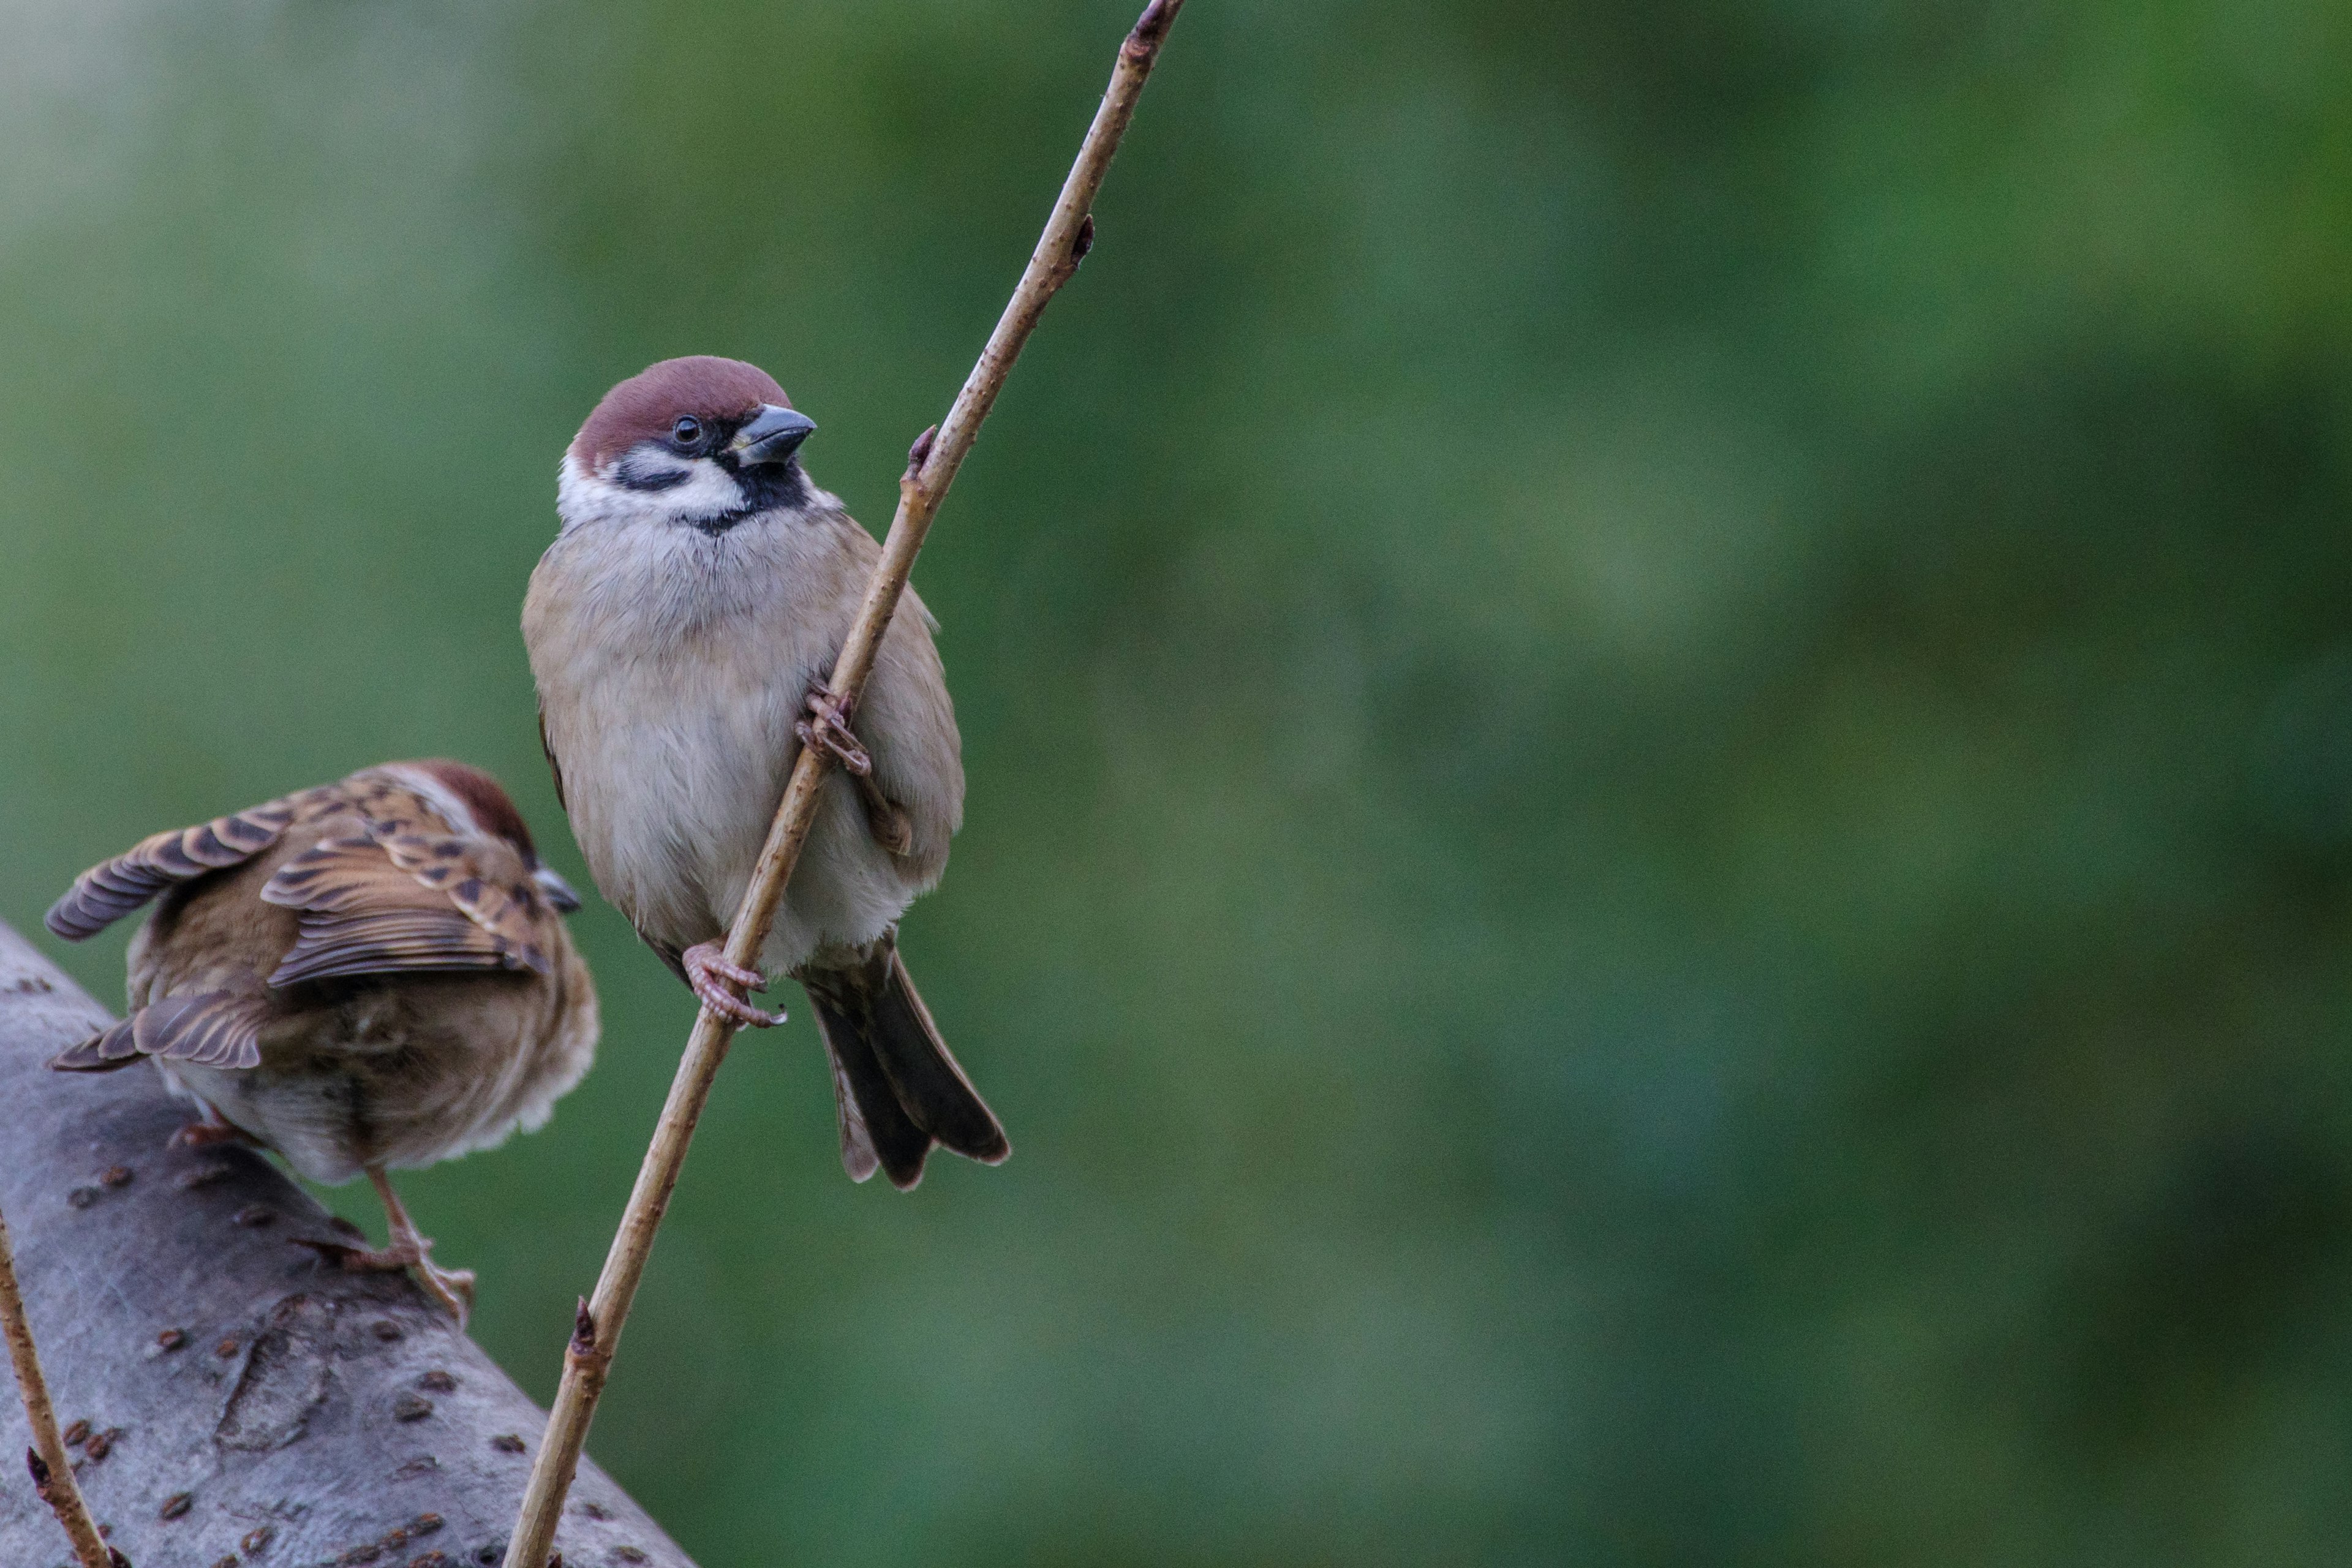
[43,761,599,1319]
[523,355,1007,1189]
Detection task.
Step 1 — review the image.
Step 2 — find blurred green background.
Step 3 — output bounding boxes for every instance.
[5,0,2352,1562]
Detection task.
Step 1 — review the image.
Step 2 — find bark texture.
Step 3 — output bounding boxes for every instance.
[0,919,695,1568]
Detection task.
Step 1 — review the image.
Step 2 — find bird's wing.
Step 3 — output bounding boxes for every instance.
[44,791,330,940]
[260,797,559,987]
[51,993,275,1072]
[538,703,568,813]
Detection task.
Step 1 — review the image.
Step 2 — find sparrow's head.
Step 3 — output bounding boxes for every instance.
[383,759,583,913]
[560,355,819,536]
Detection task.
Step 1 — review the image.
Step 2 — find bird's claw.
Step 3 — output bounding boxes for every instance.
[296,1235,476,1325]
[797,685,873,776]
[684,941,786,1028]
[170,1118,260,1151]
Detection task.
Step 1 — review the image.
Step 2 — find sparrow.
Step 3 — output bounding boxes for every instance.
[522,355,1008,1190]
[43,761,600,1320]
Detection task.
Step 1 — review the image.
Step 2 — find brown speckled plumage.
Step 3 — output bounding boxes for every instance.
[44,761,598,1188]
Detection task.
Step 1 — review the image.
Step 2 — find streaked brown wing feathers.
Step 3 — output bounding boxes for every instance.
[267,902,516,985]
[132,992,271,1068]
[50,1016,146,1072]
[261,799,556,986]
[48,993,270,1073]
[45,798,300,941]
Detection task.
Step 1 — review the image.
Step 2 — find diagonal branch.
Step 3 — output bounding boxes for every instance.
[500,3,1188,1562]
[0,1204,124,1568]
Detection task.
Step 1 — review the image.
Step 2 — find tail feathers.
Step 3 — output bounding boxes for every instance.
[804,946,1008,1191]
[865,948,1009,1161]
[823,1018,934,1188]
[51,1016,145,1072]
[50,992,268,1074]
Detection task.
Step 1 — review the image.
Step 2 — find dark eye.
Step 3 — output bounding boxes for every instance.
[671,415,703,448]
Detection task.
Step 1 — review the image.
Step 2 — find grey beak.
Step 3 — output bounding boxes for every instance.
[533,865,584,915]
[729,404,817,466]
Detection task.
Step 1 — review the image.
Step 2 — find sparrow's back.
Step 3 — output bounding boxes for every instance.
[45,763,598,1185]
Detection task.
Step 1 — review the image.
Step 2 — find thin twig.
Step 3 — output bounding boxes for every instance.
[500,4,1187,1562]
[0,1204,121,1568]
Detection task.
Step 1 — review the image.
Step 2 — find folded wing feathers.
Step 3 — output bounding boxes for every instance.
[130,993,266,1070]
[45,801,297,941]
[260,818,551,986]
[268,907,529,986]
[50,996,265,1073]
[371,823,546,929]
[46,778,559,1079]
[49,1016,146,1072]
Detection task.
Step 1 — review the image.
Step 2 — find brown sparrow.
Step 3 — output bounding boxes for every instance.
[43,761,600,1319]
[522,355,1008,1189]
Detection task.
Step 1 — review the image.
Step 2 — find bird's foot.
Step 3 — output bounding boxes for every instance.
[318,1235,477,1325]
[795,685,873,776]
[856,778,916,858]
[684,941,787,1028]
[170,1117,260,1152]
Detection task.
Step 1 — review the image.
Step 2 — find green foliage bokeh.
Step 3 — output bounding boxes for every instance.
[5,1,2352,1562]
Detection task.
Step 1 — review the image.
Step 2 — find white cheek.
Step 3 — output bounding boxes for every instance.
[556,448,746,530]
[618,449,749,520]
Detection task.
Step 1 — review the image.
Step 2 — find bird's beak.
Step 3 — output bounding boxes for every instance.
[729,404,817,466]
[534,865,584,914]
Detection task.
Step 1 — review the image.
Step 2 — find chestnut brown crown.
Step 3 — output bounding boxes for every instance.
[570,356,792,472]
[405,758,540,862]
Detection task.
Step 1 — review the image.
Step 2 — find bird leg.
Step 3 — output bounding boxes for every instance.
[331,1166,477,1325]
[856,777,916,858]
[170,1102,260,1151]
[796,684,913,855]
[682,941,787,1028]
[796,684,873,776]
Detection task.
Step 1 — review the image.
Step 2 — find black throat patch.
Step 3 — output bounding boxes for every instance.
[688,458,814,536]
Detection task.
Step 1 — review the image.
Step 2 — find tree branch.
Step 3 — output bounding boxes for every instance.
[0,921,697,1568]
[1,1202,118,1568]
[500,2,1189,1562]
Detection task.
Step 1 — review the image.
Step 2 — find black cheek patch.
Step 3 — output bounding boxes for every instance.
[613,444,698,492]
